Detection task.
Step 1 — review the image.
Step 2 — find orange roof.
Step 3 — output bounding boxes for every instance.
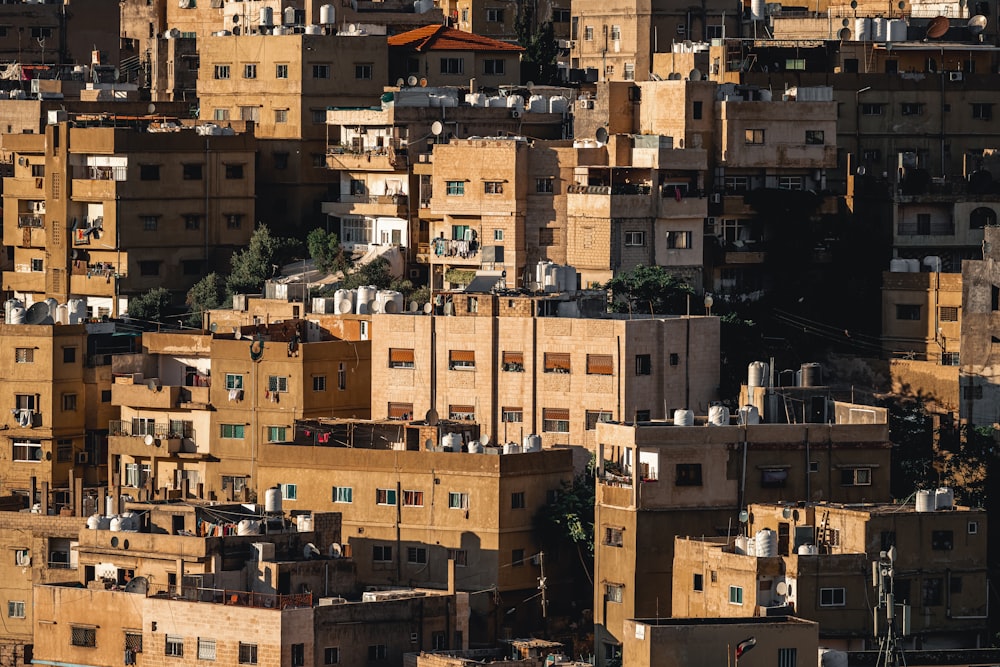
[387,24,524,53]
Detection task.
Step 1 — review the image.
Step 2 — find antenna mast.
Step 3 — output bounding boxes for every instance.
[873,546,908,667]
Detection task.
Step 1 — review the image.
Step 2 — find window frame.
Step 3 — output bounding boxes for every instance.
[819,587,846,607]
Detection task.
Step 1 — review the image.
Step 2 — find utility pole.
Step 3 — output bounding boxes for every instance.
[537,551,548,620]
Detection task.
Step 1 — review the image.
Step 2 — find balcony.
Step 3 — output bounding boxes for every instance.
[112,382,182,410]
[17,216,44,229]
[108,420,186,457]
[147,584,312,610]
[71,178,117,200]
[322,193,408,217]
[896,221,955,237]
[428,237,479,264]
[2,269,44,292]
[326,148,408,172]
[4,177,46,198]
[567,184,656,218]
[657,189,708,219]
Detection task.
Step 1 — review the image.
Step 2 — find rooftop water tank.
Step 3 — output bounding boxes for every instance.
[923,255,942,272]
[751,0,765,20]
[297,514,314,532]
[522,434,542,452]
[356,285,376,314]
[855,17,872,41]
[673,409,694,426]
[527,95,546,112]
[739,404,761,425]
[506,95,524,112]
[800,362,822,387]
[320,4,336,24]
[284,6,296,25]
[935,487,954,510]
[889,258,909,272]
[549,96,569,113]
[9,307,25,324]
[69,298,87,324]
[755,528,777,557]
[748,361,769,389]
[797,543,819,555]
[376,290,404,314]
[304,24,322,35]
[109,515,123,532]
[265,486,283,513]
[467,439,484,454]
[502,442,521,454]
[905,258,920,272]
[87,514,102,530]
[260,6,274,26]
[237,519,259,536]
[888,18,907,42]
[4,299,22,322]
[872,17,888,41]
[55,303,69,325]
[915,489,935,512]
[442,432,463,452]
[708,405,730,426]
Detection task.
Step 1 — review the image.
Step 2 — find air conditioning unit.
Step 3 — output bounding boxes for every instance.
[949,71,964,81]
[15,551,30,567]
[579,99,595,110]
[76,452,89,464]
[32,202,45,213]
[557,39,572,49]
[510,110,521,118]
[710,193,722,203]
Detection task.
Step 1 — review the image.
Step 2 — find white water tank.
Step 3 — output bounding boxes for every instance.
[751,0,765,20]
[487,96,506,108]
[797,543,819,555]
[237,519,259,535]
[935,487,954,510]
[905,258,920,272]
[748,361,768,389]
[855,17,872,40]
[916,489,935,512]
[297,514,314,532]
[8,307,24,324]
[265,486,283,513]
[888,18,907,41]
[320,4,336,24]
[304,24,322,34]
[260,6,274,26]
[523,434,542,452]
[467,439,484,453]
[4,299,22,322]
[356,286,376,314]
[527,95,546,112]
[55,303,69,325]
[535,261,553,289]
[71,298,87,323]
[739,405,761,425]
[105,495,116,516]
[502,442,521,454]
[673,409,694,426]
[549,96,569,113]
[889,258,909,272]
[376,290,404,314]
[273,25,288,35]
[442,432,463,451]
[466,93,487,107]
[872,17,888,41]
[734,535,749,554]
[120,512,138,530]
[708,405,730,426]
[755,528,777,557]
[109,515,123,532]
[44,297,58,314]
[284,6,296,25]
[505,95,524,112]
[923,255,942,272]
[87,514,102,530]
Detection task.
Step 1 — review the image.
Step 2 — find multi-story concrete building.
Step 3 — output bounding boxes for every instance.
[673,499,989,650]
[0,0,121,67]
[592,410,891,665]
[370,289,720,452]
[388,25,524,89]
[881,267,962,364]
[959,226,1000,426]
[2,118,256,315]
[108,325,371,503]
[256,418,574,643]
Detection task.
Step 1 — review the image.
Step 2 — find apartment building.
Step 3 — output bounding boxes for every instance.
[2,118,255,315]
[108,325,371,503]
[881,267,962,363]
[0,510,87,666]
[388,25,524,89]
[256,418,574,643]
[673,499,988,649]
[370,290,720,452]
[0,0,120,67]
[959,226,1000,426]
[592,412,892,665]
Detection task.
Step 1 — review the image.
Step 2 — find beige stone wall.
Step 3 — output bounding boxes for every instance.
[882,271,963,361]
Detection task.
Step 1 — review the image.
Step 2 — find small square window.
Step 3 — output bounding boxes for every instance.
[324,647,340,665]
[693,573,704,591]
[276,64,288,79]
[274,109,288,124]
[744,129,765,144]
[15,348,33,363]
[183,163,203,180]
[511,491,525,509]
[239,643,258,664]
[355,63,373,79]
[313,375,327,391]
[243,63,257,79]
[729,586,744,604]
[225,164,245,179]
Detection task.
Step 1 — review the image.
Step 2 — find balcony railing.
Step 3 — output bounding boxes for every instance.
[147,584,312,610]
[17,216,44,229]
[109,420,193,440]
[896,221,955,236]
[339,193,409,206]
[568,184,653,195]
[72,165,127,181]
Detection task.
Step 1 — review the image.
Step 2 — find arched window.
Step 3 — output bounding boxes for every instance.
[970,207,996,229]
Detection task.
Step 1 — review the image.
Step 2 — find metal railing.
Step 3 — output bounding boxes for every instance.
[72,165,127,181]
[147,584,312,610]
[108,420,193,440]
[17,216,44,229]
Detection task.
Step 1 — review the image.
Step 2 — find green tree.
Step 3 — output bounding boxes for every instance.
[306,227,349,275]
[534,462,595,584]
[342,257,395,290]
[185,272,226,327]
[127,287,173,323]
[604,265,695,315]
[226,224,298,296]
[514,1,559,84]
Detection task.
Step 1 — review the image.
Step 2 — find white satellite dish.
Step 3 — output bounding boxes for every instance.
[431,120,444,136]
[329,542,343,558]
[407,75,418,86]
[423,303,433,314]
[775,580,789,596]
[396,78,405,87]
[144,434,155,446]
[304,543,321,559]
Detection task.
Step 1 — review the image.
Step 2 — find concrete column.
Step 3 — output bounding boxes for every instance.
[40,481,49,515]
[447,558,456,594]
[68,468,75,514]
[75,476,84,517]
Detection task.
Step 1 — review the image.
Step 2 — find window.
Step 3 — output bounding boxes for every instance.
[213,64,230,79]
[102,390,112,403]
[584,26,594,40]
[447,549,468,566]
[328,485,353,504]
[368,645,387,660]
[840,467,872,485]
[139,261,160,276]
[744,129,765,144]
[440,58,464,74]
[403,490,424,507]
[624,62,636,80]
[901,102,922,116]
[239,643,258,664]
[922,578,943,606]
[267,426,287,442]
[15,348,33,363]
[142,215,159,231]
[973,103,993,120]
[313,375,327,391]
[503,351,525,372]
[969,520,979,535]
[502,407,524,423]
[484,181,505,194]
[222,476,247,493]
[669,353,679,366]
[777,176,804,191]
[778,648,797,667]
[693,573,704,591]
[373,545,393,562]
[449,350,476,370]
[544,352,571,373]
[942,352,961,366]
[183,163,203,180]
[312,64,330,78]
[165,635,184,657]
[512,548,525,567]
[554,7,570,21]
[291,643,304,667]
[861,103,884,115]
[484,59,505,75]
[939,306,959,322]
[274,109,288,124]
[388,402,413,420]
[324,647,340,665]
[220,424,245,439]
[492,229,504,243]
[242,63,257,79]
[355,63,373,79]
[635,354,651,375]
[543,408,570,433]
[604,526,624,547]
[376,488,397,505]
[198,638,216,660]
[312,109,327,124]
[761,468,788,488]
[184,214,202,230]
[729,586,744,605]
[225,374,244,390]
[124,463,151,488]
[896,304,921,320]
[140,164,160,180]
[72,626,97,647]
[56,440,72,463]
[13,441,42,462]
[446,180,465,196]
[448,492,469,509]
[931,530,954,550]
[338,363,346,391]
[587,354,614,375]
[279,483,297,501]
[213,108,230,121]
[268,376,288,393]
[676,464,703,486]
[62,393,77,411]
[624,231,645,246]
[30,258,43,272]
[511,491,526,509]
[666,231,692,249]
[486,7,504,21]
[820,587,846,606]
[536,178,554,193]
[605,583,624,603]
[276,64,288,79]
[724,176,750,192]
[7,601,24,618]
[407,546,427,564]
[586,410,613,430]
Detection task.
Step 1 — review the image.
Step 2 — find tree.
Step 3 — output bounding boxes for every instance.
[515,1,559,84]
[226,224,298,296]
[604,265,695,315]
[534,461,595,585]
[185,272,226,327]
[127,287,173,323]
[342,257,395,290]
[306,227,349,275]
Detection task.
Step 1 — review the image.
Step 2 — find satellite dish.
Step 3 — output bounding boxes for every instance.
[113,67,120,81]
[419,77,428,87]
[423,302,433,314]
[926,16,949,38]
[303,542,321,559]
[842,18,850,26]
[595,127,609,144]
[782,506,792,519]
[850,0,857,7]
[336,298,352,314]
[233,14,240,23]
[689,68,702,81]
[124,576,149,595]
[839,27,852,39]
[968,14,988,34]
[431,120,444,136]
[738,510,749,523]
[425,408,439,426]
[147,103,156,114]
[775,580,789,596]
[144,434,155,446]
[409,301,419,312]
[25,302,50,325]
[235,330,243,340]
[424,438,434,450]
[396,77,405,87]
[407,75,418,86]
[480,434,489,446]
[526,80,535,89]
[329,543,343,558]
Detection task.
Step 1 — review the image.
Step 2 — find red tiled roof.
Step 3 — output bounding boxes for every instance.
[387,24,524,52]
